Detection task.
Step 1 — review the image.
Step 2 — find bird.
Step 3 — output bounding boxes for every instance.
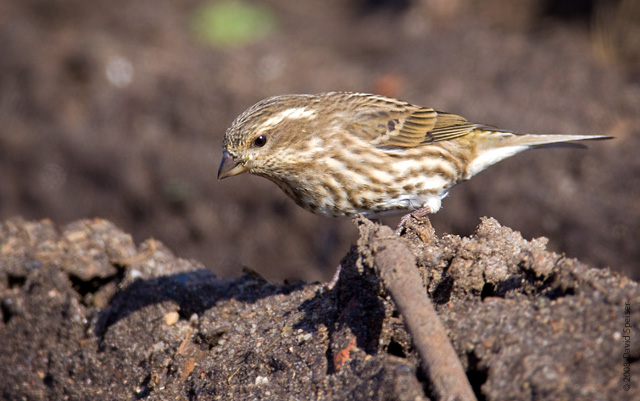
[218,91,611,222]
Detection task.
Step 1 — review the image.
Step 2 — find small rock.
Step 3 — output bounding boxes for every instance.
[164,311,180,326]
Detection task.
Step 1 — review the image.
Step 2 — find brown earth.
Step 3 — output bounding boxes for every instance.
[0,0,638,284]
[2,2,639,397]
[1,217,638,400]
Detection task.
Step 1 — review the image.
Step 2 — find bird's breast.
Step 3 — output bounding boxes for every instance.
[273,147,462,217]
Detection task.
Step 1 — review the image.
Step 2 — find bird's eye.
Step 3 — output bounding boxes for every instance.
[253,135,267,147]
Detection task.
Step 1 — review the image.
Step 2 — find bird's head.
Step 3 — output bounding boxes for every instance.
[217,94,322,180]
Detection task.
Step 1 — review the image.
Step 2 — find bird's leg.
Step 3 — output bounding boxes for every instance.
[325,263,342,291]
[395,206,432,236]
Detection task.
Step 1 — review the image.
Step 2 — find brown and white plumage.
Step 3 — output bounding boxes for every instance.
[218,92,611,218]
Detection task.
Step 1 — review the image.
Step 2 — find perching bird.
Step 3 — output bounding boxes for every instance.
[218,92,610,220]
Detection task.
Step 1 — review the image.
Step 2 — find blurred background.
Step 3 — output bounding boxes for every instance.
[0,0,638,282]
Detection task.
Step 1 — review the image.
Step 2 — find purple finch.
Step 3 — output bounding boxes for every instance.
[218,92,610,218]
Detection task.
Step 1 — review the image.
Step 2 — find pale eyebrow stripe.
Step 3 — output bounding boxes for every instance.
[256,107,318,133]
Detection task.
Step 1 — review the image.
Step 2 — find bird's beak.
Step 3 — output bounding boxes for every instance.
[218,151,248,179]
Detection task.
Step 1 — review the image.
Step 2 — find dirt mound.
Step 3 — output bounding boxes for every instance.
[1,217,637,400]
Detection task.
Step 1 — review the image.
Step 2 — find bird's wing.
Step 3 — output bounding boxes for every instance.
[394,109,480,146]
[341,94,487,149]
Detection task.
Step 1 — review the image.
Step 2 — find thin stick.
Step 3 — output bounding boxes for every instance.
[356,217,477,401]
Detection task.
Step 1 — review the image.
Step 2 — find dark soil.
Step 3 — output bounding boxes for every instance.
[1,217,638,400]
[0,0,638,283]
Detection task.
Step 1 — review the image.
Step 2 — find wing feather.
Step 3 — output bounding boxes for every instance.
[334,92,507,149]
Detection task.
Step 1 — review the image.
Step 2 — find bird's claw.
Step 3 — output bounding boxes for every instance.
[320,263,342,292]
[395,206,432,236]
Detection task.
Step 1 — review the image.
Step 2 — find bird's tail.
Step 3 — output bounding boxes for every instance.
[465,131,612,179]
[498,132,613,148]
[475,126,613,149]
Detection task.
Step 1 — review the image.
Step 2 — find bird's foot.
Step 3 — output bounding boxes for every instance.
[395,206,432,236]
[321,263,342,292]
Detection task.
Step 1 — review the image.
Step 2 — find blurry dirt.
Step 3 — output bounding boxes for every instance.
[0,0,638,286]
[1,217,638,400]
